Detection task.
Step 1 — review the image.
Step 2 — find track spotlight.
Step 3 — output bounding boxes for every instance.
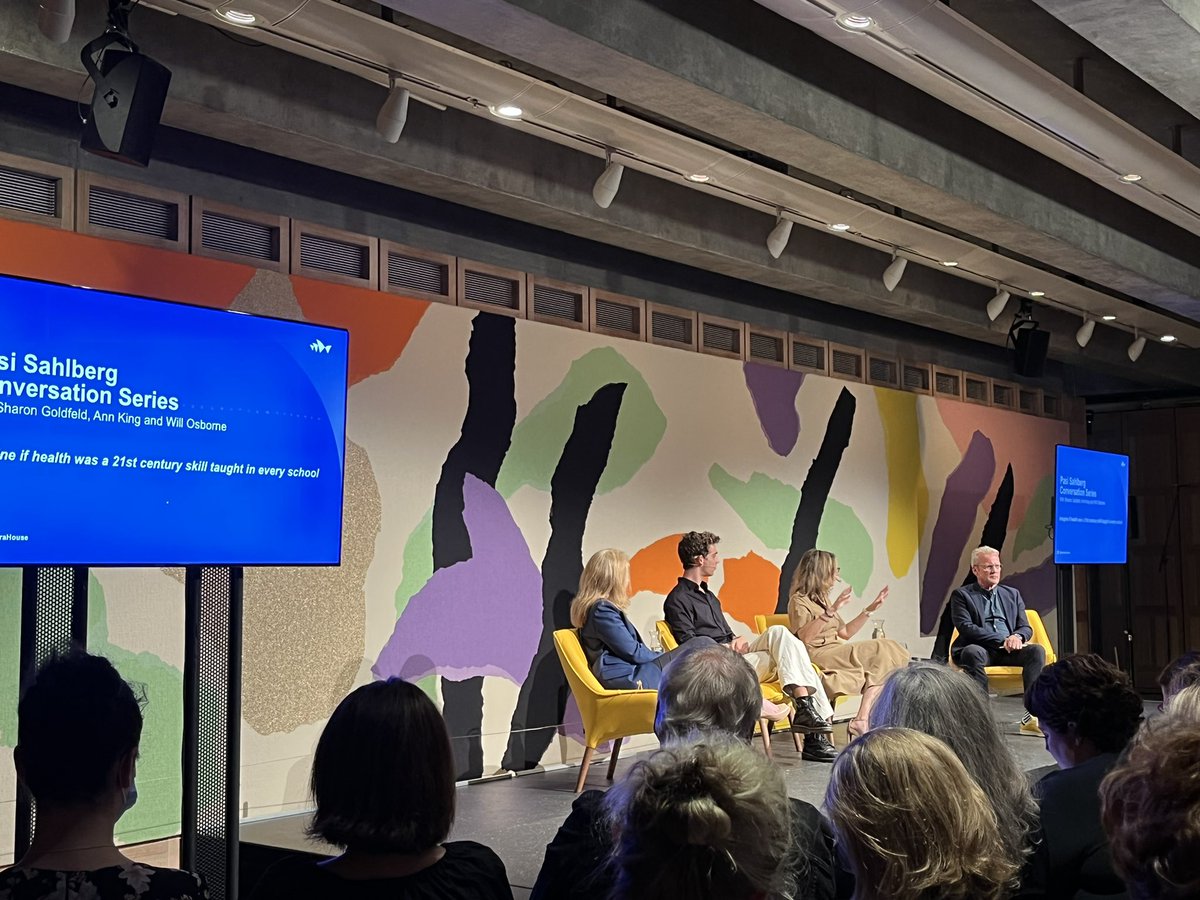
[986,289,1011,322]
[38,0,75,43]
[881,253,907,292]
[1075,317,1095,348]
[376,77,410,143]
[1127,332,1146,362]
[592,148,624,209]
[766,213,793,260]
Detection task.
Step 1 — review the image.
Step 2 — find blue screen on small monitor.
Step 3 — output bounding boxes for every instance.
[0,274,348,566]
[1054,445,1129,565]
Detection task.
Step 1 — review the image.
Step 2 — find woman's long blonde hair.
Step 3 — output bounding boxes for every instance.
[788,548,838,609]
[570,548,632,628]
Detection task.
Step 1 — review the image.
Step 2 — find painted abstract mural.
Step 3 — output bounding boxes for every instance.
[0,219,1068,849]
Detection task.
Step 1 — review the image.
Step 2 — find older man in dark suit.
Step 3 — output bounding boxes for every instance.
[950,546,1046,695]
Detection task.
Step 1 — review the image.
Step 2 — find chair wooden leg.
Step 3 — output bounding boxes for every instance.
[576,746,596,793]
[606,737,624,780]
[759,718,772,757]
[787,710,803,753]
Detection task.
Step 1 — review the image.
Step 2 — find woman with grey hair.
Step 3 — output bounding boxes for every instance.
[868,662,1038,867]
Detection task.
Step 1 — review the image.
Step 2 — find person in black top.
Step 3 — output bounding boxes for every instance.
[0,651,207,900]
[248,679,512,900]
[531,643,838,900]
[663,530,836,761]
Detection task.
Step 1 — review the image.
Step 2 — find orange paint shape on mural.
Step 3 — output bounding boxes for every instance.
[719,552,782,629]
[290,278,429,386]
[630,533,684,597]
[0,219,253,310]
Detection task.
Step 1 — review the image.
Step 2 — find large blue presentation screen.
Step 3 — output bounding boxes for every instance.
[1054,445,1129,565]
[0,274,348,566]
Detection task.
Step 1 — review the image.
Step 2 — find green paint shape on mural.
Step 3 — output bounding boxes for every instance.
[816,500,874,596]
[1013,474,1054,560]
[417,674,440,705]
[396,508,435,617]
[86,575,184,846]
[0,568,20,746]
[708,465,800,551]
[496,347,666,496]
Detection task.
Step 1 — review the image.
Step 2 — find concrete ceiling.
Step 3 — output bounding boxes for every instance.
[1,0,1199,391]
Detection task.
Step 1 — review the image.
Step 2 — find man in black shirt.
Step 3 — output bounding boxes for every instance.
[663,531,837,761]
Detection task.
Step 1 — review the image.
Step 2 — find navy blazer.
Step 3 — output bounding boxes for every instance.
[578,600,663,690]
[949,582,1033,658]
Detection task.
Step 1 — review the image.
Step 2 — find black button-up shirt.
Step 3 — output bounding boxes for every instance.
[664,576,734,645]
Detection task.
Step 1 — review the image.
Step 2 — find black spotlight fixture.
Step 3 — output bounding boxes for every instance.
[80,0,171,167]
[1008,299,1050,378]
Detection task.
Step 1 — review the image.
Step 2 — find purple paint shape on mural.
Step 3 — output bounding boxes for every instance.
[743,362,804,457]
[919,431,996,633]
[373,473,543,684]
[1006,557,1057,615]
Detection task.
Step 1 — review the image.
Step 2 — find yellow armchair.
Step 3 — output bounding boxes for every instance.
[754,614,848,711]
[950,608,1057,696]
[553,628,659,793]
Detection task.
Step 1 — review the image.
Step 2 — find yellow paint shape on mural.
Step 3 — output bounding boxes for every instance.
[876,388,928,578]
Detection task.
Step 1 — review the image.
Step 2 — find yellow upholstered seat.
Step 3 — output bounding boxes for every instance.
[754,613,848,711]
[950,608,1057,696]
[552,628,658,792]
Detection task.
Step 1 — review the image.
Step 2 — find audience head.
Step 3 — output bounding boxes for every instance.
[677,531,719,570]
[1165,682,1200,724]
[825,727,1019,900]
[569,548,632,628]
[309,678,455,854]
[655,644,760,743]
[605,734,793,900]
[788,548,838,601]
[869,662,1037,863]
[1025,653,1143,767]
[1159,650,1200,705]
[1101,719,1200,900]
[15,650,143,810]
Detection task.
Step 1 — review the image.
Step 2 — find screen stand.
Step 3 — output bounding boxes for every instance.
[1055,564,1075,654]
[182,566,243,900]
[14,566,89,860]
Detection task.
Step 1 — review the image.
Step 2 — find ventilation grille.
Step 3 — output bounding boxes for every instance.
[88,186,177,239]
[463,268,520,311]
[388,250,448,296]
[964,376,989,404]
[992,382,1015,408]
[531,283,585,324]
[0,165,59,218]
[934,370,961,398]
[299,232,370,279]
[594,297,642,336]
[868,355,899,387]
[1043,393,1062,417]
[748,331,785,365]
[831,347,864,380]
[902,363,931,393]
[702,321,742,356]
[791,338,826,373]
[651,308,694,346]
[201,210,278,261]
[1019,389,1039,414]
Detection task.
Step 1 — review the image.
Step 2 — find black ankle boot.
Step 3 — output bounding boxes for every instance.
[802,732,838,762]
[790,695,833,734]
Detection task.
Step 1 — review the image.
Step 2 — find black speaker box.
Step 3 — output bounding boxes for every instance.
[81,50,172,167]
[1013,327,1050,377]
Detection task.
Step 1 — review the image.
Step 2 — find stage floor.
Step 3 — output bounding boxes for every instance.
[239,696,1057,898]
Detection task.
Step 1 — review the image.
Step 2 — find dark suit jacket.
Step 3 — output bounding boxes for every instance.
[578,600,663,690]
[949,582,1033,658]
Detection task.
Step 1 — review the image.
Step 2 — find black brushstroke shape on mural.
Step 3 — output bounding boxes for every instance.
[502,382,628,772]
[430,314,516,779]
[931,464,1015,661]
[775,388,857,614]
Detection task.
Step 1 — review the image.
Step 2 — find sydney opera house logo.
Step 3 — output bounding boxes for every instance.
[309,339,332,353]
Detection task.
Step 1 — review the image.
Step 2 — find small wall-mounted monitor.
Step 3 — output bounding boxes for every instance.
[0,273,348,566]
[1053,445,1130,565]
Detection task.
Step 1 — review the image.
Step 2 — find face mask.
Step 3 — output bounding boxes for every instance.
[120,781,138,818]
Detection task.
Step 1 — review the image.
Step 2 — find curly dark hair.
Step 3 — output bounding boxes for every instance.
[677,532,719,569]
[1025,654,1142,753]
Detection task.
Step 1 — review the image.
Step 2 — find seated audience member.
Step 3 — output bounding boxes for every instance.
[531,644,837,900]
[1022,654,1144,899]
[1,651,207,900]
[1163,682,1200,723]
[825,727,1020,900]
[1157,649,1200,709]
[572,548,714,690]
[869,662,1038,868]
[950,546,1046,697]
[664,530,837,762]
[605,734,795,900]
[787,548,909,736]
[249,679,512,900]
[1101,720,1200,900]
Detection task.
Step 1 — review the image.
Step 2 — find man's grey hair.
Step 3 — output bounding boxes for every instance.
[971,546,1000,567]
[655,645,760,743]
